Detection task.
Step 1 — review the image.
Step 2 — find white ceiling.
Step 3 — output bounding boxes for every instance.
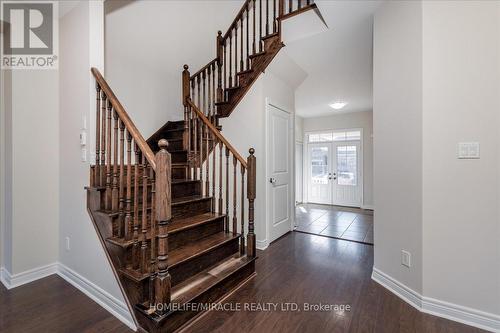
[284,0,383,118]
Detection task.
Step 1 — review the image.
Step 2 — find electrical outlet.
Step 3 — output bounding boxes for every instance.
[401,250,411,268]
[65,237,71,251]
[457,142,480,159]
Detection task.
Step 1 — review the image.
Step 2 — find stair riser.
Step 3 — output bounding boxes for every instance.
[172,181,200,198]
[166,121,185,130]
[135,259,255,333]
[172,166,188,180]
[169,217,224,251]
[165,130,184,140]
[170,237,240,287]
[167,140,184,151]
[172,198,211,219]
[171,151,188,164]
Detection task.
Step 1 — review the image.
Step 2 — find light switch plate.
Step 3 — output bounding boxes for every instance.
[401,250,411,268]
[458,142,480,159]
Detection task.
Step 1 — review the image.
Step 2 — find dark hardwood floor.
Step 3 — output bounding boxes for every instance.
[0,232,485,333]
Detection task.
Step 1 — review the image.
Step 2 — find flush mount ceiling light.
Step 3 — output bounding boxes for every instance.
[329,102,347,110]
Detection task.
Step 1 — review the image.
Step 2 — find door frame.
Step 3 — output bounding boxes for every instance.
[304,128,364,208]
[264,98,295,246]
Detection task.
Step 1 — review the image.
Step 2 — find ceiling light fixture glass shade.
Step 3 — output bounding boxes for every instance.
[329,102,347,110]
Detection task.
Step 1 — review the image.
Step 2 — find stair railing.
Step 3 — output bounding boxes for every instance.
[186,98,257,257]
[183,0,315,121]
[90,68,172,314]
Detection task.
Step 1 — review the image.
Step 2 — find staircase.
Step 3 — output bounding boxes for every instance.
[86,1,317,332]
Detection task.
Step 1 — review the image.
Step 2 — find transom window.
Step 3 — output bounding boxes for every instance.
[308,130,361,143]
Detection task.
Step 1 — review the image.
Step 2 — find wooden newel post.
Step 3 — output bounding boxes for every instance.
[216,31,223,103]
[182,65,190,107]
[183,65,190,150]
[154,139,172,314]
[246,148,256,258]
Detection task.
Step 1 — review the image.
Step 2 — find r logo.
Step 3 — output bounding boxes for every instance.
[2,3,53,55]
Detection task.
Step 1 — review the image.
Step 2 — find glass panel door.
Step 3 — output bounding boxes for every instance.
[336,145,357,186]
[307,143,332,204]
[332,142,361,206]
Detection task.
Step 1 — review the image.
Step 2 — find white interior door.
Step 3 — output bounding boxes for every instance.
[307,143,332,204]
[268,104,291,242]
[332,141,362,206]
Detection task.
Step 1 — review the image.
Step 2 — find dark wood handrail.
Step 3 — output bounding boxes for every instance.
[222,0,254,41]
[91,68,156,170]
[190,58,218,80]
[187,98,247,168]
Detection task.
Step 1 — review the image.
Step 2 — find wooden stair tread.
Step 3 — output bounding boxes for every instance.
[98,206,152,218]
[237,68,253,76]
[225,85,240,91]
[106,212,225,248]
[170,254,254,304]
[172,194,211,205]
[170,212,225,234]
[249,50,266,59]
[171,178,199,184]
[164,128,185,133]
[120,232,240,282]
[261,31,279,41]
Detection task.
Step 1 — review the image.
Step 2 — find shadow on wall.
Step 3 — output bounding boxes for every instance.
[105,0,135,15]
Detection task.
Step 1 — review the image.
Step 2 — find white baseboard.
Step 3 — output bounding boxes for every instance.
[0,263,58,290]
[0,263,136,331]
[256,239,269,250]
[0,266,9,288]
[372,268,500,332]
[57,263,136,330]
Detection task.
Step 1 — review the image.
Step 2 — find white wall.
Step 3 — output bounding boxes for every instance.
[422,0,500,316]
[59,0,126,307]
[0,70,59,275]
[302,111,374,208]
[373,0,423,294]
[1,18,59,274]
[295,115,304,143]
[295,116,304,204]
[220,69,296,249]
[373,0,500,328]
[0,51,7,270]
[10,71,60,274]
[1,67,12,273]
[105,0,243,137]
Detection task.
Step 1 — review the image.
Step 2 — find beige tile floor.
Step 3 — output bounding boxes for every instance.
[295,203,374,244]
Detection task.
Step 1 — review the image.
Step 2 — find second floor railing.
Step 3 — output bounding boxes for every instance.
[183,0,315,123]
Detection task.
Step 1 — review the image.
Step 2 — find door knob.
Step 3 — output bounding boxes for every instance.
[269,177,276,185]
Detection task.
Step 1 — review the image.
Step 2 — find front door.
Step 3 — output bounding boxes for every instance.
[307,143,332,204]
[332,141,361,207]
[267,104,292,242]
[307,141,361,207]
